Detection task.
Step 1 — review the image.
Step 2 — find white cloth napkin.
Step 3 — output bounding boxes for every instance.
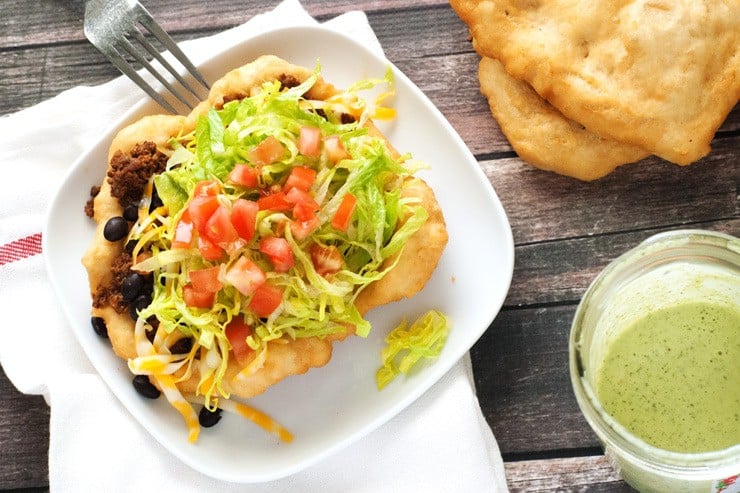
[0,1,508,491]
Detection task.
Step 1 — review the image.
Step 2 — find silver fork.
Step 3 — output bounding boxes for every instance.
[84,0,210,113]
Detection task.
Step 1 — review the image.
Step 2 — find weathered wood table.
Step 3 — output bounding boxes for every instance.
[1,1,737,490]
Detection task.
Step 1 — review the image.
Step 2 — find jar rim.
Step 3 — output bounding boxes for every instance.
[569,228,740,477]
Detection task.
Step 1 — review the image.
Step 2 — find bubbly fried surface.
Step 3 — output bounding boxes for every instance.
[82,55,447,399]
[453,0,739,165]
[478,56,648,181]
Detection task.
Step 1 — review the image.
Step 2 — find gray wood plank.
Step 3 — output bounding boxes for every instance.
[473,304,593,454]
[485,135,739,247]
[507,217,740,307]
[504,456,635,492]
[0,367,49,490]
[0,0,449,47]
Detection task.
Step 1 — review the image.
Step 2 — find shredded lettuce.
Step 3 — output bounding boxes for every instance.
[376,310,450,390]
[127,62,428,421]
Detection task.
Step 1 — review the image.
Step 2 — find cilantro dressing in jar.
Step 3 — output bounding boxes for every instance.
[569,230,740,493]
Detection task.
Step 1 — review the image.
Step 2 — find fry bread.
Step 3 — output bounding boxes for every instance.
[82,55,447,400]
[453,0,740,165]
[478,56,648,181]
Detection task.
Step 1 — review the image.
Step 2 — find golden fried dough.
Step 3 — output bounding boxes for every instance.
[83,55,447,400]
[354,177,448,314]
[177,337,334,399]
[185,55,340,129]
[85,115,186,360]
[453,0,740,165]
[478,56,648,181]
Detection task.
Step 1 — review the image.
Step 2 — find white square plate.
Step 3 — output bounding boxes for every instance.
[44,25,514,482]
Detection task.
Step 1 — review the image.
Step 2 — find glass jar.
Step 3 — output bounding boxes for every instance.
[569,229,740,493]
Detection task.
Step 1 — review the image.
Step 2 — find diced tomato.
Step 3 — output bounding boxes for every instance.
[194,179,220,197]
[257,191,292,212]
[198,235,224,261]
[284,166,316,192]
[284,187,319,223]
[290,216,320,240]
[310,244,343,276]
[172,212,194,249]
[248,283,284,318]
[331,193,357,231]
[292,201,319,223]
[188,195,220,235]
[285,186,318,206]
[225,257,266,296]
[225,318,253,365]
[248,136,284,165]
[182,284,216,308]
[205,205,239,245]
[324,135,350,163]
[189,266,223,293]
[230,199,258,241]
[298,126,321,157]
[259,236,294,273]
[228,164,259,188]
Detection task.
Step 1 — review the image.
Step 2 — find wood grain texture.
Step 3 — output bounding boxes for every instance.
[505,456,635,492]
[0,368,49,490]
[0,0,737,491]
[473,304,592,454]
[486,136,740,246]
[0,0,450,47]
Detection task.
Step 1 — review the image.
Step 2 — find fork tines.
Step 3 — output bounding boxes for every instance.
[84,0,210,114]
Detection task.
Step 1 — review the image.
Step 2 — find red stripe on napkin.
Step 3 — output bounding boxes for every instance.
[0,233,43,266]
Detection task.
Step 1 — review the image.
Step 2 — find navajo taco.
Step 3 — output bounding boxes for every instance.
[82,55,448,442]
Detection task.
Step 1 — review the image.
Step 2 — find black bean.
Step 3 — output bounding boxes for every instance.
[169,337,193,355]
[198,406,222,428]
[91,316,108,338]
[123,204,139,222]
[149,188,163,212]
[103,216,129,242]
[129,294,151,320]
[132,375,160,399]
[121,272,145,302]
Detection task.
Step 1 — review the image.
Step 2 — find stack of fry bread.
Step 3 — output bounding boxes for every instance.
[451,0,740,180]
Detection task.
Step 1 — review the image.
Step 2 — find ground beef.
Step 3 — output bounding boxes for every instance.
[220,74,304,107]
[107,142,167,208]
[277,73,301,89]
[84,185,101,218]
[220,93,247,107]
[92,252,133,313]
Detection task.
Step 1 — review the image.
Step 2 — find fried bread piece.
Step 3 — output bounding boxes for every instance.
[82,55,447,402]
[478,56,648,181]
[453,0,740,165]
[354,177,448,313]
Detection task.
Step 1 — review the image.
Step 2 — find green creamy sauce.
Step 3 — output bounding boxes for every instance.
[595,302,740,453]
